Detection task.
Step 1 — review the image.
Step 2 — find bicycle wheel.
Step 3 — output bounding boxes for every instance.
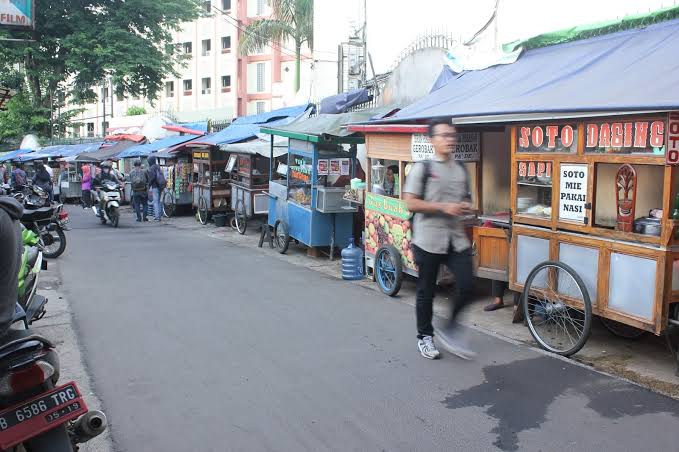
[234,200,247,235]
[198,196,209,225]
[375,245,403,297]
[273,220,290,254]
[163,190,176,218]
[522,260,592,356]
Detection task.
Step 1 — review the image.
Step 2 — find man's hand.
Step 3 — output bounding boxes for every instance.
[440,202,473,217]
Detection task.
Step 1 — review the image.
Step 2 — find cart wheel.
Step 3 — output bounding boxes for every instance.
[522,260,592,356]
[375,245,403,297]
[600,317,646,339]
[163,190,176,218]
[234,200,247,235]
[273,220,290,254]
[198,196,208,225]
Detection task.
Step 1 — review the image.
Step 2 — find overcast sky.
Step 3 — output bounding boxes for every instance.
[323,0,675,73]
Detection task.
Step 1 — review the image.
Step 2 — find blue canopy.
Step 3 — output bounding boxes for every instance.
[17,142,103,161]
[191,104,311,146]
[117,135,197,159]
[388,18,679,123]
[0,149,33,162]
[320,89,370,114]
[178,121,208,133]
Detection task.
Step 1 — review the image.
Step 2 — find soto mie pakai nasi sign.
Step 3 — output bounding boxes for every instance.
[0,0,34,29]
[365,192,410,220]
[411,132,480,162]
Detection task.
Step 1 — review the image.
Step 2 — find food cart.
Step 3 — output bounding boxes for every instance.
[188,145,231,224]
[260,114,364,258]
[155,147,193,216]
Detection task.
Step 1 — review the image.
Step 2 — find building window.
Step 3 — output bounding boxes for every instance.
[202,1,211,13]
[183,79,193,95]
[221,36,231,53]
[202,39,211,56]
[256,101,265,114]
[256,0,265,16]
[256,63,265,92]
[201,77,212,95]
[221,75,231,93]
[182,42,192,54]
[72,126,80,138]
[102,121,109,134]
[165,81,175,97]
[87,123,95,137]
[222,0,231,11]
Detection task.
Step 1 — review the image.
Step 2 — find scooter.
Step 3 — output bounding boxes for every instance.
[15,185,68,259]
[15,228,48,328]
[92,180,121,228]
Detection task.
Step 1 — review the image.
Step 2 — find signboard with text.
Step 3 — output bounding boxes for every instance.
[559,163,588,222]
[585,119,665,154]
[0,0,34,29]
[667,113,679,165]
[518,124,577,153]
[411,133,480,162]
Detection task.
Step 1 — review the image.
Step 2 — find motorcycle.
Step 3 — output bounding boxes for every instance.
[92,180,121,228]
[0,329,108,451]
[19,188,68,259]
[14,228,49,329]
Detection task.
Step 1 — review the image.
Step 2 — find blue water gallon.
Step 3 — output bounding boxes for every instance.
[341,237,364,280]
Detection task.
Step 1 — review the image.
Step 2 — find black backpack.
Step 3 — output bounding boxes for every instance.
[131,169,148,192]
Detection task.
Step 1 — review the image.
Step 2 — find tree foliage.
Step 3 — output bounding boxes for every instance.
[238,0,313,92]
[0,0,202,138]
[126,106,147,116]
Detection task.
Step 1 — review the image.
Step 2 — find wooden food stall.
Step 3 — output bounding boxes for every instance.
[509,115,679,358]
[187,145,231,224]
[348,124,512,296]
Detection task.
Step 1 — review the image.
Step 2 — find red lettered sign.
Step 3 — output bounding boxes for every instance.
[667,112,679,165]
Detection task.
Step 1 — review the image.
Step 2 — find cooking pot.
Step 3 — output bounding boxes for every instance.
[633,212,661,236]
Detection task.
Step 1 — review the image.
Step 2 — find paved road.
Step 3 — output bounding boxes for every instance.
[58,207,679,452]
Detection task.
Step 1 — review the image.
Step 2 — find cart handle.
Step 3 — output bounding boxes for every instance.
[263,191,277,199]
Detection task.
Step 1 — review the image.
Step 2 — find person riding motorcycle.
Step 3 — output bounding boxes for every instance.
[92,162,122,217]
[0,196,23,337]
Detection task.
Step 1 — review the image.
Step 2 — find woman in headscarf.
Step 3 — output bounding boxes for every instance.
[81,164,93,208]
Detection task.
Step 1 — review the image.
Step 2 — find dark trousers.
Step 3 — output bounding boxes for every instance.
[82,190,91,208]
[413,244,474,339]
[491,280,507,298]
[132,192,148,220]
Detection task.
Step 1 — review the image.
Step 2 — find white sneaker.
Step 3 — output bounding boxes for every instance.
[436,330,476,360]
[418,335,441,360]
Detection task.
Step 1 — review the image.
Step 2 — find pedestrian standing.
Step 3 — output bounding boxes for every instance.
[81,164,93,208]
[10,163,27,189]
[0,164,7,185]
[403,118,475,360]
[130,159,149,222]
[33,162,52,201]
[146,155,165,222]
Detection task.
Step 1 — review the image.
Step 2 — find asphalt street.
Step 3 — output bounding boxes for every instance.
[57,206,679,452]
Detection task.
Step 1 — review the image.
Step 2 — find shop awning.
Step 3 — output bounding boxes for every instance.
[0,149,33,162]
[219,135,289,158]
[189,104,312,147]
[161,125,206,135]
[104,134,146,143]
[117,135,196,159]
[18,142,103,161]
[76,140,143,162]
[382,18,679,124]
[319,88,371,114]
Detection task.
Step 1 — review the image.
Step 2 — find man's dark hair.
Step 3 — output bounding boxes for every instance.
[427,118,452,137]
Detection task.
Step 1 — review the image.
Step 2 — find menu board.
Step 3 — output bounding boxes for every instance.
[558,163,588,222]
[329,159,341,176]
[317,159,329,175]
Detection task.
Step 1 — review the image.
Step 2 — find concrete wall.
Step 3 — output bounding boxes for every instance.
[379,47,448,108]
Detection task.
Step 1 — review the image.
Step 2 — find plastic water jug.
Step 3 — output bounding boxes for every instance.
[341,237,364,280]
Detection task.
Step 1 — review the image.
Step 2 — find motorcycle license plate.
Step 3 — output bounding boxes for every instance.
[0,382,88,450]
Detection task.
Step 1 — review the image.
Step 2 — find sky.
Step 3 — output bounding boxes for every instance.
[317,0,676,73]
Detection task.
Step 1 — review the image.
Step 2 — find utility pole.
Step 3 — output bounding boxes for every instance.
[101,82,106,138]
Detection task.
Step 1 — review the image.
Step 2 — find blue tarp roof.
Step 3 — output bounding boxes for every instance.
[0,149,33,162]
[178,121,208,133]
[191,104,311,146]
[388,18,679,123]
[117,135,196,159]
[320,89,370,114]
[17,142,103,162]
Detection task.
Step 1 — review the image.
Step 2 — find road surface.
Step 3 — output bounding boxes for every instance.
[57,207,679,452]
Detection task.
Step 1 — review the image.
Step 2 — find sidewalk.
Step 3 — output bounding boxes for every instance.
[160,212,679,398]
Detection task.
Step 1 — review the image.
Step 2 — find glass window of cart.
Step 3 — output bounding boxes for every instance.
[517,124,577,153]
[516,160,553,219]
[370,159,400,197]
[288,154,312,207]
[584,119,665,155]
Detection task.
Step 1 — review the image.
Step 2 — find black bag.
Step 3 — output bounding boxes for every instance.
[131,169,148,192]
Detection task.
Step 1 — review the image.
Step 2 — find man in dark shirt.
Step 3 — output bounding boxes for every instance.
[11,163,27,188]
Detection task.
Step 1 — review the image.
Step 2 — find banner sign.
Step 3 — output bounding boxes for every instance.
[317,159,328,175]
[558,164,588,222]
[364,192,410,220]
[667,113,679,165]
[585,120,665,153]
[518,125,576,152]
[329,159,341,176]
[517,161,553,182]
[0,0,34,29]
[411,133,480,162]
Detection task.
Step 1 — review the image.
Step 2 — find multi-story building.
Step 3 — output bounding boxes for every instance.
[70,0,308,138]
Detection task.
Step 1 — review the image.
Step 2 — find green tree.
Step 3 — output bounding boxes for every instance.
[238,0,313,93]
[126,106,147,116]
[0,0,202,137]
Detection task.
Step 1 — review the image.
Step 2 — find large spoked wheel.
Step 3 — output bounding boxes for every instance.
[375,245,403,297]
[163,191,176,218]
[197,197,209,225]
[273,220,290,254]
[600,317,646,339]
[41,225,66,259]
[522,260,592,356]
[234,200,247,235]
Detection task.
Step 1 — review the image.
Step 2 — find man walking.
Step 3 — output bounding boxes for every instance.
[130,159,149,222]
[403,118,475,360]
[10,163,27,189]
[146,155,165,222]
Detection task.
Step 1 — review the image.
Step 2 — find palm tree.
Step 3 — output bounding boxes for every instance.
[238,0,313,93]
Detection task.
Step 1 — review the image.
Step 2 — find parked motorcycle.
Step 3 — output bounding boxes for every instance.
[93,180,121,228]
[15,228,49,328]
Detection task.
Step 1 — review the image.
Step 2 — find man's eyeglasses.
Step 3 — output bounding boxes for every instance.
[432,133,458,139]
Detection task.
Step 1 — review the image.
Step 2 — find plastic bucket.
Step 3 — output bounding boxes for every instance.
[213,214,227,227]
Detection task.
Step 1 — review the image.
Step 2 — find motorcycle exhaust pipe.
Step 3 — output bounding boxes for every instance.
[73,410,107,443]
